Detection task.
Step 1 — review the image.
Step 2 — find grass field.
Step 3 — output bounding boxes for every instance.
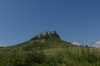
[1,44,100,66]
[42,47,100,66]
[1,36,100,66]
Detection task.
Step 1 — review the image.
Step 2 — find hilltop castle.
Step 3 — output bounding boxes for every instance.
[35,30,59,38]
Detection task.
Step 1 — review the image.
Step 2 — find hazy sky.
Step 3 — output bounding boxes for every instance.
[0,0,100,46]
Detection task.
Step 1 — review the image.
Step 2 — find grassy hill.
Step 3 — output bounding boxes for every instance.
[1,31,100,66]
[4,34,77,52]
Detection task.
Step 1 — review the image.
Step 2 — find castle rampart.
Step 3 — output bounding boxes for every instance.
[35,30,58,38]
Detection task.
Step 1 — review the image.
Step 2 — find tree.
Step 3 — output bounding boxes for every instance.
[85,45,88,47]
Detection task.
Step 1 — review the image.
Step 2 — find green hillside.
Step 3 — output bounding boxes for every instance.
[1,31,100,66]
[4,32,77,52]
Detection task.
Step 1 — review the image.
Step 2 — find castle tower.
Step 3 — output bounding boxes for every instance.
[43,30,48,36]
[51,31,56,35]
[48,31,51,37]
[48,31,51,35]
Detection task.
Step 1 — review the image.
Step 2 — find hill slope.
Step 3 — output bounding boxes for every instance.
[2,31,99,66]
[5,31,77,51]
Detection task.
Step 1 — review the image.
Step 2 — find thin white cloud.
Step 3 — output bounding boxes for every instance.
[0,45,4,47]
[96,41,100,45]
[72,42,82,46]
[91,41,100,48]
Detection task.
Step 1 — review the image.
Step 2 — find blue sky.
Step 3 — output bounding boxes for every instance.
[0,0,100,47]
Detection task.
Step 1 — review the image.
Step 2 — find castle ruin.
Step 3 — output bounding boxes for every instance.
[35,30,59,38]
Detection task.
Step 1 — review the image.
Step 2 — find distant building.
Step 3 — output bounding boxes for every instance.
[51,31,56,35]
[35,30,59,38]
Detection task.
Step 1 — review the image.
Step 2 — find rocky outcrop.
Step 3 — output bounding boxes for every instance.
[34,30,60,38]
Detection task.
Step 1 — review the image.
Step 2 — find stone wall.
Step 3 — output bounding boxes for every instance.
[35,30,58,38]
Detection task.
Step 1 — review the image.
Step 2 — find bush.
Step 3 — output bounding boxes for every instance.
[25,52,46,65]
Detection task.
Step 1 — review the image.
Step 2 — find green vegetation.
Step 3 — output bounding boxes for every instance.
[0,35,100,66]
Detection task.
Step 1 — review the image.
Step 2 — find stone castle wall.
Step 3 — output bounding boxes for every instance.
[35,30,57,38]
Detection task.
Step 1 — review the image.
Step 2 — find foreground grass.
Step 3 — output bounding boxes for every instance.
[43,47,100,66]
[0,46,100,66]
